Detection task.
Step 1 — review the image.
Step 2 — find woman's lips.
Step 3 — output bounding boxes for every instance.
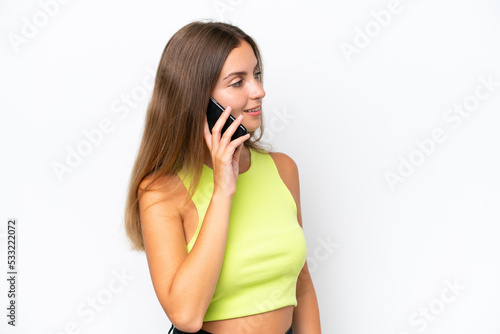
[243,105,261,116]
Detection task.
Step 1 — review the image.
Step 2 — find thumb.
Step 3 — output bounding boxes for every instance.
[233,143,244,163]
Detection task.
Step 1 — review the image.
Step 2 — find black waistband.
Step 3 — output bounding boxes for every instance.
[168,323,293,334]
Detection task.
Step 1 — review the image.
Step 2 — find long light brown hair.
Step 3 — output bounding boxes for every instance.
[125,21,266,251]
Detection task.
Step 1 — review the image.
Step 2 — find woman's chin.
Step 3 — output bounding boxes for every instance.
[242,119,261,133]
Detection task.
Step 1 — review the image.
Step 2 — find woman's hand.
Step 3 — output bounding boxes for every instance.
[204,106,250,197]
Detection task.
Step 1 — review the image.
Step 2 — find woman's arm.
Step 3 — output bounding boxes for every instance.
[140,174,232,333]
[140,111,250,333]
[293,262,322,334]
[271,152,322,334]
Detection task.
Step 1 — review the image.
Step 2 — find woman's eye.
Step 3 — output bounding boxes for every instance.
[230,79,243,87]
[254,72,262,81]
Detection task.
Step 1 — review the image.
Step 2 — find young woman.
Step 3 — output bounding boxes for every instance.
[125,21,321,334]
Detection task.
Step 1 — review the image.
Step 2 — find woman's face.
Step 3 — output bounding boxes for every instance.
[211,40,266,133]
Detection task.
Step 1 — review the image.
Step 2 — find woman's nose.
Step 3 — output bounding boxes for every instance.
[250,78,266,100]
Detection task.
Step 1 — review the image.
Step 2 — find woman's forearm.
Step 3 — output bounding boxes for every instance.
[167,190,233,330]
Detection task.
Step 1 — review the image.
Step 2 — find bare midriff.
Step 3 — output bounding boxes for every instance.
[201,305,294,334]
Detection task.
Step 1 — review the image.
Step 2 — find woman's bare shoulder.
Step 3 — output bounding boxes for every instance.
[269,151,300,192]
[269,152,299,177]
[139,171,183,192]
[269,151,303,226]
[138,172,188,214]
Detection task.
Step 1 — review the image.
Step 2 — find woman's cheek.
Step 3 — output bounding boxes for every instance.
[229,105,246,118]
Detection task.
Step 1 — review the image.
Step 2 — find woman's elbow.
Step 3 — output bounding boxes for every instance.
[165,306,205,333]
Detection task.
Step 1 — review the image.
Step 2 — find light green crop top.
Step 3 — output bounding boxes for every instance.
[178,148,307,322]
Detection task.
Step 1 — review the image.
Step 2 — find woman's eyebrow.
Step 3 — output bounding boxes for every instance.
[222,71,247,81]
[222,66,260,81]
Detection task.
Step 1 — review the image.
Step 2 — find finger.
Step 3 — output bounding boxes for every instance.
[219,113,245,144]
[233,142,244,162]
[211,106,232,152]
[220,133,250,165]
[203,115,212,152]
[211,105,232,136]
[217,133,249,169]
[227,132,250,151]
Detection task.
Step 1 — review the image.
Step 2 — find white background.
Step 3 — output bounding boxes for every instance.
[1,0,500,333]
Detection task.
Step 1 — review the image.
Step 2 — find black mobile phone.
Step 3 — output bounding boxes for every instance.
[207,97,248,141]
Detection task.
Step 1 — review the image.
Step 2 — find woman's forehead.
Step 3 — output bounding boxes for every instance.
[218,41,258,79]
